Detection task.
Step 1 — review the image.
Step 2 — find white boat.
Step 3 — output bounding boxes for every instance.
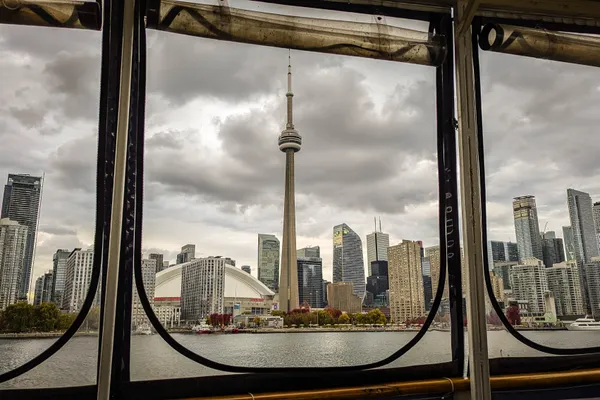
[134,323,153,335]
[566,316,600,331]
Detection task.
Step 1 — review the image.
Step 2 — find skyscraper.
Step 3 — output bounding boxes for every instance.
[567,189,599,263]
[62,248,98,313]
[132,259,156,328]
[513,195,543,262]
[562,226,576,261]
[149,253,165,273]
[333,223,366,300]
[51,249,71,306]
[278,55,302,313]
[425,245,448,299]
[257,234,280,292]
[509,258,548,314]
[366,219,389,276]
[33,270,53,305]
[546,261,584,317]
[593,202,600,253]
[1,174,42,299]
[541,235,565,268]
[505,242,519,262]
[176,244,195,264]
[0,218,28,310]
[584,260,600,319]
[388,240,425,324]
[297,256,323,308]
[180,257,227,321]
[297,246,320,258]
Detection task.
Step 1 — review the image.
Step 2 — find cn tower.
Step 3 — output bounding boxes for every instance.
[278,54,301,313]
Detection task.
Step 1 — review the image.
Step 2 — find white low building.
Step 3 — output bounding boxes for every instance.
[154,261,275,325]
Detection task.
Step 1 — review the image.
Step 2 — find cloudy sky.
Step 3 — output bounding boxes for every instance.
[1,1,599,292]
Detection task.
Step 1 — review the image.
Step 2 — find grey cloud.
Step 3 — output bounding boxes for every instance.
[49,134,97,194]
[8,106,47,129]
[39,225,78,236]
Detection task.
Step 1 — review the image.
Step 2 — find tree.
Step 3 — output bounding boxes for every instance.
[2,302,35,332]
[487,310,502,326]
[252,316,261,327]
[316,310,332,326]
[57,312,77,330]
[338,314,350,324]
[366,308,387,325]
[271,310,285,317]
[34,303,61,331]
[326,307,342,320]
[354,313,367,325]
[506,303,521,326]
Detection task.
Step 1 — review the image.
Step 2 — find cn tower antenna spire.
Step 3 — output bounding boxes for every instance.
[286,49,294,130]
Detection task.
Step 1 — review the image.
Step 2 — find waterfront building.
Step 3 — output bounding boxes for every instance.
[257,234,280,293]
[562,226,576,261]
[180,256,229,322]
[492,261,518,290]
[593,202,600,254]
[513,196,543,261]
[388,240,425,324]
[0,218,28,310]
[425,245,447,299]
[297,246,320,258]
[422,275,432,311]
[277,56,302,313]
[421,256,431,276]
[366,220,389,276]
[131,259,156,328]
[149,253,165,273]
[326,282,362,314]
[489,272,504,302]
[584,259,600,319]
[1,174,42,299]
[297,256,323,308]
[51,249,70,306]
[546,261,584,317]
[176,244,195,264]
[509,258,548,314]
[333,224,365,300]
[490,240,520,264]
[62,248,98,313]
[241,265,251,274]
[33,270,53,305]
[567,189,599,263]
[153,297,181,328]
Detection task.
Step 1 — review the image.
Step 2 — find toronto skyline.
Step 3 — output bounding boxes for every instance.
[0,10,599,289]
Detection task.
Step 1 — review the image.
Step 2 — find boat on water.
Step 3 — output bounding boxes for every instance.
[133,323,153,335]
[566,317,600,331]
[191,323,213,334]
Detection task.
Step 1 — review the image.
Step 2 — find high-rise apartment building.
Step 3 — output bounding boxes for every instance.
[132,259,156,328]
[425,245,447,299]
[180,257,228,321]
[241,265,251,274]
[366,222,389,276]
[490,240,519,263]
[513,196,543,262]
[422,275,433,311]
[333,224,365,300]
[492,261,518,290]
[257,234,280,292]
[388,240,425,324]
[51,249,70,306]
[562,226,576,261]
[584,259,600,319]
[33,270,53,305]
[546,261,584,317]
[176,244,195,264]
[62,248,98,313]
[297,246,320,258]
[297,256,323,308]
[541,235,565,268]
[509,258,548,314]
[567,189,599,263]
[1,174,42,299]
[593,202,600,253]
[0,218,28,310]
[489,272,504,302]
[149,253,165,273]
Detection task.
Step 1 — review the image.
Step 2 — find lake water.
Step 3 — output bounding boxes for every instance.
[1,330,600,389]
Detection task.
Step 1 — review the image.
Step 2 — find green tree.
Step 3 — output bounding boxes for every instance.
[2,302,35,332]
[367,308,387,325]
[316,310,332,326]
[34,303,61,331]
[252,316,261,327]
[271,310,285,317]
[338,314,350,324]
[57,312,77,330]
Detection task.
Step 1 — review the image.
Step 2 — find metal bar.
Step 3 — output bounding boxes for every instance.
[146,0,447,67]
[0,0,101,29]
[96,0,136,399]
[454,1,491,399]
[436,14,465,377]
[458,0,481,35]
[479,23,600,67]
